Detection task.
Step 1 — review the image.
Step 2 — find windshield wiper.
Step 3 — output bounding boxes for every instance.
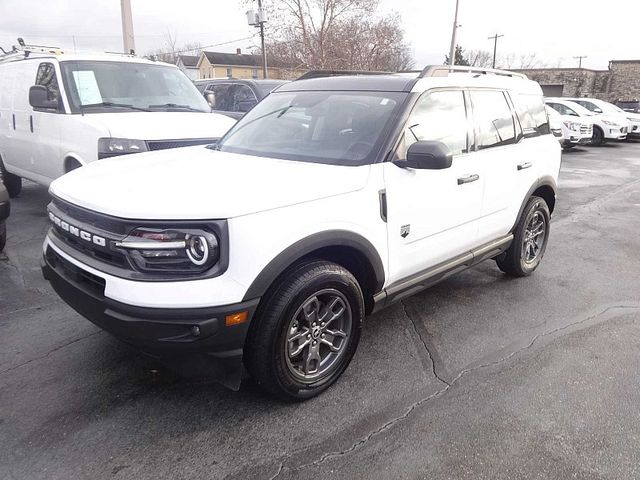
[81,101,150,112]
[148,103,204,112]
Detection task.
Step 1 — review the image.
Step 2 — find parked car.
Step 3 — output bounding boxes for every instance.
[0,178,9,252]
[42,66,561,400]
[562,97,634,143]
[546,106,564,142]
[544,103,593,149]
[546,98,627,145]
[0,47,236,197]
[194,79,287,120]
[615,99,640,114]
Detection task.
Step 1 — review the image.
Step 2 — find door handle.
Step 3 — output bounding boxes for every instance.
[457,174,480,185]
[29,115,33,133]
[12,114,15,130]
[517,162,532,171]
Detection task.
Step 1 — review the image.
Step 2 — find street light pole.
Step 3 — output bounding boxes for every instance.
[573,55,587,68]
[488,33,504,69]
[448,0,461,66]
[120,0,135,54]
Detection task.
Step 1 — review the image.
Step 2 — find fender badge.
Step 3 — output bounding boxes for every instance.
[400,225,410,238]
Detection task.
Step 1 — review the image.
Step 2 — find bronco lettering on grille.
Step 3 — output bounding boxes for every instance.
[49,212,107,247]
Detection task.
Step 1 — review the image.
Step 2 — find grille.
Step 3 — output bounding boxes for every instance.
[47,247,106,298]
[146,138,217,151]
[622,127,628,134]
[580,125,591,135]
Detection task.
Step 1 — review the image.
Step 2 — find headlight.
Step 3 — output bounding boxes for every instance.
[98,138,148,159]
[628,117,638,123]
[563,121,579,131]
[602,120,619,127]
[115,228,219,274]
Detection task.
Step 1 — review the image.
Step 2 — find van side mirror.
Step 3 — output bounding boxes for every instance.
[594,107,603,114]
[205,91,216,109]
[29,85,59,110]
[394,140,453,170]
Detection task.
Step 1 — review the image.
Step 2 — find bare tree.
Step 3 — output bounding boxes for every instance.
[255,0,413,71]
[145,32,203,64]
[466,49,493,68]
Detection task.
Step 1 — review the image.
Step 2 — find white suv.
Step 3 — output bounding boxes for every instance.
[42,67,561,400]
[0,47,235,197]
[555,97,630,145]
[544,101,593,148]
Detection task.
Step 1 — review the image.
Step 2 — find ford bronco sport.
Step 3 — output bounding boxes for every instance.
[42,66,561,400]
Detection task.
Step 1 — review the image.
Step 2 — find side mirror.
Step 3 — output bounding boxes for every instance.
[394,140,453,170]
[29,85,58,110]
[205,91,216,108]
[594,108,603,113]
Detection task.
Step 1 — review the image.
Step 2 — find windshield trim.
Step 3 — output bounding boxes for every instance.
[215,90,411,167]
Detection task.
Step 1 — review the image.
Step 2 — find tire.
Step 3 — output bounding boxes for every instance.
[591,126,605,146]
[0,222,5,252]
[496,196,550,277]
[244,260,364,401]
[0,159,22,198]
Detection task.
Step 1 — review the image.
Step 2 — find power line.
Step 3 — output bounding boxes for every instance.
[171,36,254,55]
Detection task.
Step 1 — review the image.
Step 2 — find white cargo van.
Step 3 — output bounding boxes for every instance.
[0,47,236,197]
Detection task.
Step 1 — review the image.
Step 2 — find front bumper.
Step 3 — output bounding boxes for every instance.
[42,244,259,390]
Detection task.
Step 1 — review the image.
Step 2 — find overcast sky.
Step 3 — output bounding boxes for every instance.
[1,0,637,70]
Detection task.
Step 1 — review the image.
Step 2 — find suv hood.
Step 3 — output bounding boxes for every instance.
[83,112,236,140]
[50,148,371,219]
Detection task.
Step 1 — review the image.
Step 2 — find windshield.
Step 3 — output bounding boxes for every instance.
[216,90,406,166]
[60,61,211,113]
[597,101,624,115]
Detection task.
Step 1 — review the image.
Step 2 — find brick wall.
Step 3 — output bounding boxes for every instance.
[513,61,640,102]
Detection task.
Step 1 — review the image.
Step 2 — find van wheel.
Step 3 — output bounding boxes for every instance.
[244,260,363,401]
[497,196,550,277]
[0,222,6,252]
[591,126,605,146]
[0,160,21,198]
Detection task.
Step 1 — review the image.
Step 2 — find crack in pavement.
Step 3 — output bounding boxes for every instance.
[267,303,640,479]
[0,330,102,376]
[401,301,450,386]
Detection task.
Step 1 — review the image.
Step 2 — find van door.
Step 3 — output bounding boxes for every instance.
[0,62,18,168]
[383,89,483,286]
[29,62,64,182]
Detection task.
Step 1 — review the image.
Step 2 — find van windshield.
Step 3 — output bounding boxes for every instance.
[60,61,210,113]
[215,90,406,166]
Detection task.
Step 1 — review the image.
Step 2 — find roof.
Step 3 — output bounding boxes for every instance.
[177,54,199,67]
[202,51,262,67]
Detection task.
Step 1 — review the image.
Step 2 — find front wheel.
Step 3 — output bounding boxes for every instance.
[0,160,21,198]
[244,260,364,400]
[496,196,550,277]
[591,126,605,146]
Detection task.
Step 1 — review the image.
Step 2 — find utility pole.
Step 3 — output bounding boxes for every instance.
[248,0,268,78]
[488,33,504,69]
[448,0,461,66]
[573,55,587,68]
[120,0,135,54]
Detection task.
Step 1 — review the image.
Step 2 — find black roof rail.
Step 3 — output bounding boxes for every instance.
[296,69,395,80]
[419,65,528,79]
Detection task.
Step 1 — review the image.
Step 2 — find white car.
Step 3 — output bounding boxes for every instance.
[562,97,632,144]
[546,97,626,145]
[544,102,593,148]
[42,66,561,400]
[0,46,236,197]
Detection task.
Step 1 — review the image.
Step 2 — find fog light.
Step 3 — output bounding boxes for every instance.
[225,311,248,327]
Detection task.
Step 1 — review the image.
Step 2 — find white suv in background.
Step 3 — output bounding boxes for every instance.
[0,48,236,197]
[42,67,561,400]
[546,97,626,145]
[544,103,592,149]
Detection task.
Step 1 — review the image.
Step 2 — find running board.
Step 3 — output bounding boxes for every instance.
[372,235,513,312]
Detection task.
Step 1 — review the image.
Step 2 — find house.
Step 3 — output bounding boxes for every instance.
[197,49,305,80]
[512,60,640,102]
[176,55,200,81]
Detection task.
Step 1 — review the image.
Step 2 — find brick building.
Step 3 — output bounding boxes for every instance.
[513,60,640,101]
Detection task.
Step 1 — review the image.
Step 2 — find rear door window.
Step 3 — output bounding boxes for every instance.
[512,93,550,138]
[470,90,516,149]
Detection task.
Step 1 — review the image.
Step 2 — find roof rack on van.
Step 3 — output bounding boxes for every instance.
[0,38,64,64]
[418,65,527,79]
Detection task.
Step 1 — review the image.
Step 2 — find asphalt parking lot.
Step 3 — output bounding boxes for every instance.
[2,142,640,480]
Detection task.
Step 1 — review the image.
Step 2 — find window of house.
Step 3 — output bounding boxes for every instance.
[401,90,469,156]
[35,62,61,109]
[252,69,259,79]
[226,67,233,78]
[471,90,516,149]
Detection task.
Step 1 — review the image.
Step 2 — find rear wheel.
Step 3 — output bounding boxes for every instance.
[0,159,21,198]
[0,221,5,252]
[244,260,363,400]
[496,196,550,277]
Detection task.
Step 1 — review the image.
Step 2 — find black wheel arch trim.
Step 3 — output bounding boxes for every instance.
[511,176,557,234]
[242,230,385,302]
